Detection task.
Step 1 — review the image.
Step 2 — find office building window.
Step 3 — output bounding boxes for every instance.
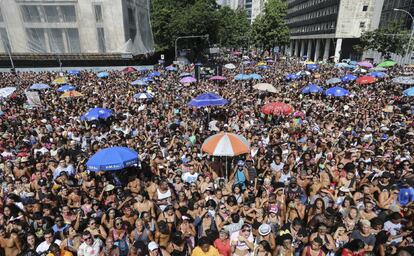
[97,27,106,53]
[94,5,103,23]
[0,28,10,51]
[26,28,47,52]
[44,6,60,22]
[360,22,365,28]
[21,5,42,22]
[66,28,81,53]
[362,5,368,11]
[48,28,65,53]
[61,6,76,22]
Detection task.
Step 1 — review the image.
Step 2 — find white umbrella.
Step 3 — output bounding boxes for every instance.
[253,83,277,93]
[224,63,236,69]
[0,87,16,98]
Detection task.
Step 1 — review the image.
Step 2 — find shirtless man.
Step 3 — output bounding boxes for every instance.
[67,187,81,209]
[133,193,155,218]
[0,227,21,256]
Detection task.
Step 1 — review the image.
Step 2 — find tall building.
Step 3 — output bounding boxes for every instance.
[0,0,154,56]
[286,0,379,62]
[217,0,264,23]
[363,0,413,64]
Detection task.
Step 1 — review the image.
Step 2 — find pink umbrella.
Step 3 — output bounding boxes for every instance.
[209,76,226,81]
[357,61,373,69]
[180,76,197,84]
[293,111,305,118]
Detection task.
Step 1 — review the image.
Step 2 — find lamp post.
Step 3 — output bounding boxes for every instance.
[174,34,209,61]
[394,8,414,64]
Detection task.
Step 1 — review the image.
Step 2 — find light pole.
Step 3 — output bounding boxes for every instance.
[394,8,414,64]
[174,34,209,61]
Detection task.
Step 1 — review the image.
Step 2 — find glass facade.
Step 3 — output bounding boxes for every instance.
[379,0,414,30]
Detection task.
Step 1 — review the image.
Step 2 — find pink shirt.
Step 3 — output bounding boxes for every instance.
[214,239,231,256]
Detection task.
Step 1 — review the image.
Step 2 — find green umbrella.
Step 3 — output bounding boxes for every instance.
[377,60,397,68]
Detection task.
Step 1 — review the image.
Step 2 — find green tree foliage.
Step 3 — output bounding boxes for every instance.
[151,0,219,52]
[251,0,290,50]
[151,0,252,52]
[356,22,410,58]
[216,7,251,48]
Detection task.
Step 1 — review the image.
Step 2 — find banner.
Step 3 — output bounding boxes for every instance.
[25,91,42,107]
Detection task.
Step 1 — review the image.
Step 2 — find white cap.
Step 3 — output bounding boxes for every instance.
[148,241,159,251]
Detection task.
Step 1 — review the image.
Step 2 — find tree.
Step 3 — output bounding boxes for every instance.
[150,0,219,52]
[355,21,410,58]
[250,0,290,50]
[216,7,251,48]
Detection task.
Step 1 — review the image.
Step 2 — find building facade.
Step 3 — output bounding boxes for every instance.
[286,0,379,62]
[0,0,154,55]
[217,0,264,23]
[363,0,414,64]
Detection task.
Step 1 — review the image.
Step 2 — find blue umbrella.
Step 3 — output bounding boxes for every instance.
[258,65,270,69]
[235,74,251,81]
[131,79,148,86]
[188,93,228,108]
[367,72,387,78]
[325,86,350,97]
[302,84,324,94]
[57,85,76,92]
[403,87,414,96]
[286,74,299,80]
[393,76,414,85]
[142,77,153,82]
[81,107,113,121]
[166,66,177,71]
[249,74,262,80]
[180,72,192,77]
[138,67,148,72]
[68,70,80,75]
[148,71,161,77]
[341,74,357,82]
[307,64,318,70]
[97,72,109,78]
[30,83,50,90]
[134,92,154,99]
[326,78,342,85]
[349,61,358,66]
[86,146,139,171]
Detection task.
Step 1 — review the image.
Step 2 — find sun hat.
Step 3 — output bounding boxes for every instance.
[258,223,271,236]
[148,241,159,251]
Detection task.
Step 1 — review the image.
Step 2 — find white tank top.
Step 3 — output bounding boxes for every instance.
[157,188,172,201]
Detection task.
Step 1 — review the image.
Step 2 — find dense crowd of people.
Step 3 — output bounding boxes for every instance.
[0,55,413,256]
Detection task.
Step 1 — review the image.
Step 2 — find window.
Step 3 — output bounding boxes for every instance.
[0,28,10,51]
[94,5,103,23]
[362,5,368,11]
[61,6,76,22]
[21,5,41,22]
[48,28,65,53]
[66,28,80,53]
[97,27,106,52]
[360,22,365,28]
[43,6,60,22]
[26,28,47,52]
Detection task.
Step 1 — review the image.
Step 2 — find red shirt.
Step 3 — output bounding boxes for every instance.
[214,238,231,256]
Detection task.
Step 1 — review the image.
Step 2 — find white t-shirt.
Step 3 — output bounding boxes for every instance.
[77,239,103,256]
[181,172,199,183]
[384,220,403,243]
[230,230,253,251]
[36,240,61,254]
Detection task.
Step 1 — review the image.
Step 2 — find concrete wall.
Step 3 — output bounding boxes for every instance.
[335,0,377,38]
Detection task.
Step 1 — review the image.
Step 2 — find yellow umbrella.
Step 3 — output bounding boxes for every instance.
[60,91,84,98]
[256,62,266,66]
[53,77,67,84]
[304,60,315,64]
[406,64,414,68]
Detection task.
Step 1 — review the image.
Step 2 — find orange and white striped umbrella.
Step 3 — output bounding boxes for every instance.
[202,132,250,156]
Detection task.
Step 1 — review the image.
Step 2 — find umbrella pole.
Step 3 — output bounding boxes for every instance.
[225,156,228,181]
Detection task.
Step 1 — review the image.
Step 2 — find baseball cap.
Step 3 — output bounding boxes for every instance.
[148,241,159,251]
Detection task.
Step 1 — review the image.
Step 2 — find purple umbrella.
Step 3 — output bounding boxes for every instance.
[180,76,197,84]
[209,76,226,81]
[357,61,373,69]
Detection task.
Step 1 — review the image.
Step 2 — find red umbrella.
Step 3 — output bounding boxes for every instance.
[122,66,137,74]
[261,102,294,116]
[356,76,376,85]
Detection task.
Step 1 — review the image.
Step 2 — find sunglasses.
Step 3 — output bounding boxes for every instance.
[116,222,122,225]
[83,236,92,241]
[220,207,226,210]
